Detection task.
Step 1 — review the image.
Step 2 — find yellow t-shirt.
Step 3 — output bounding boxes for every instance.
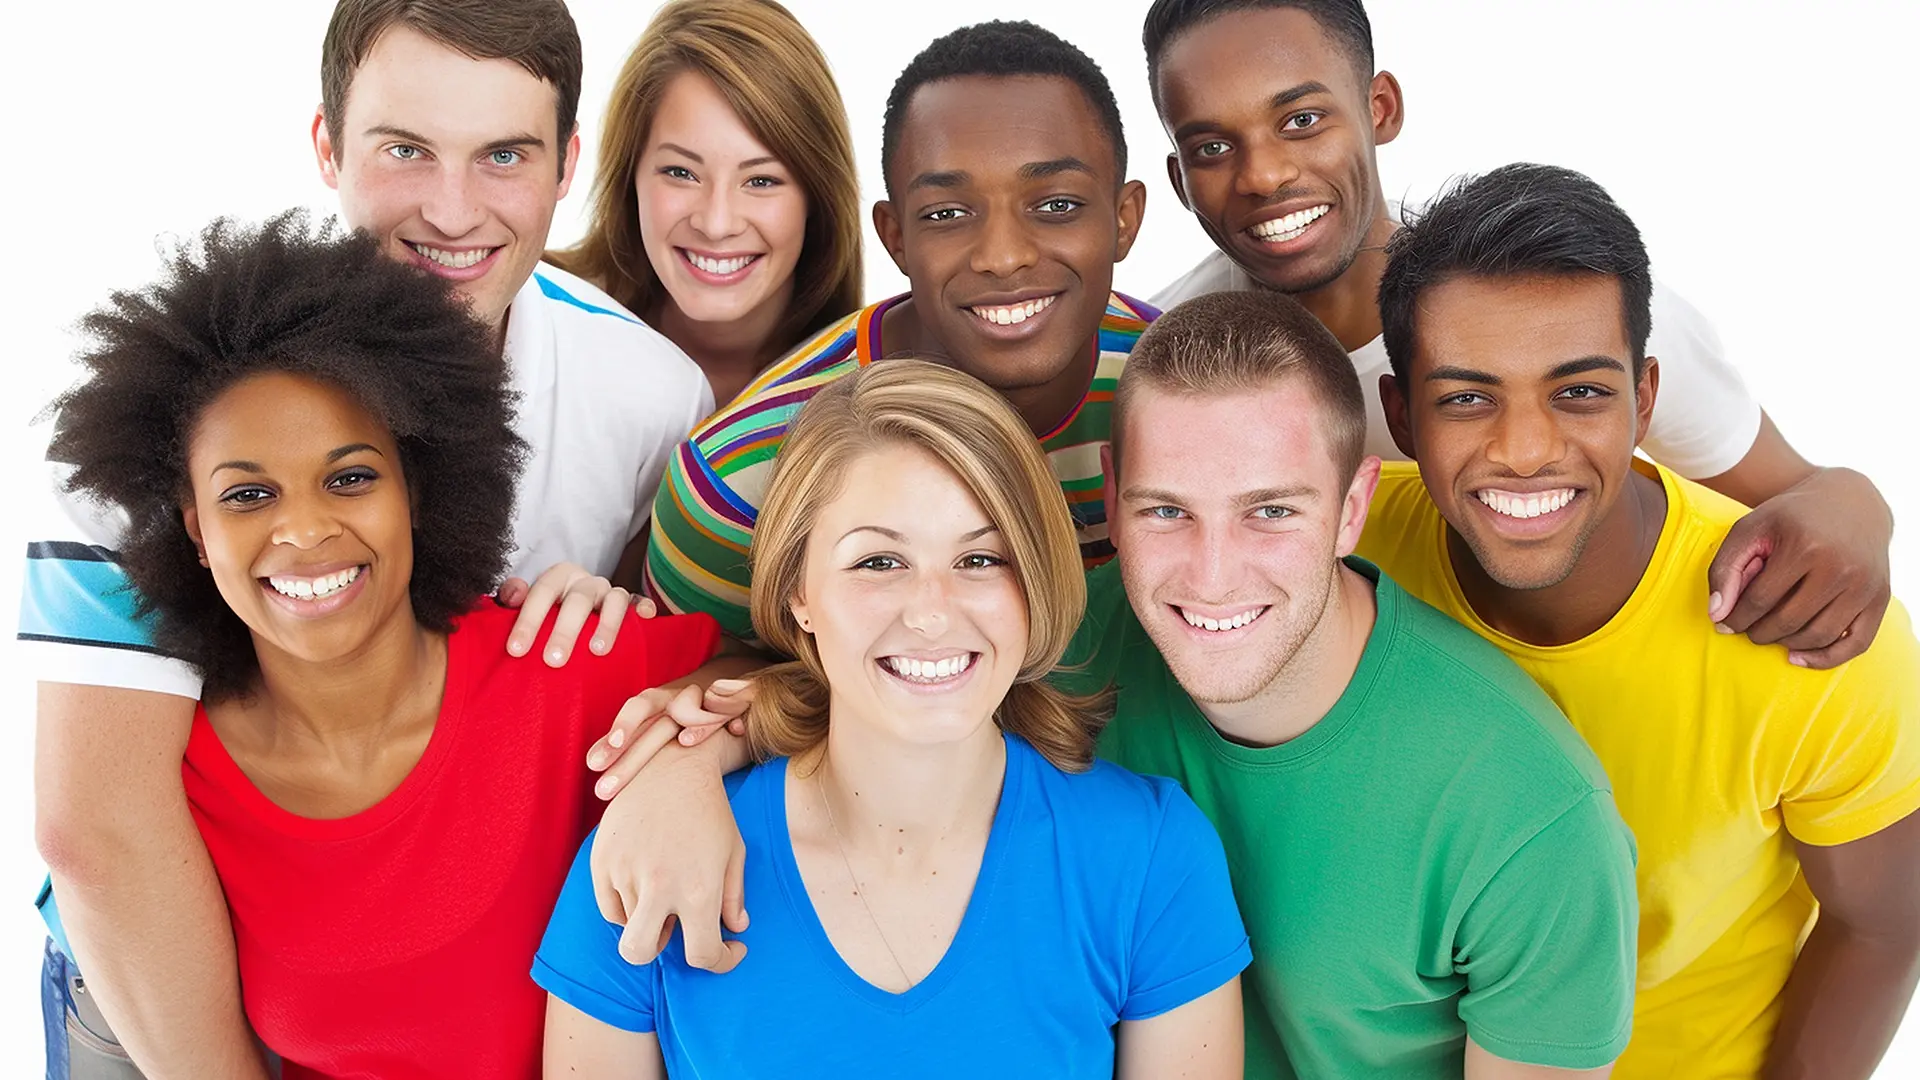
[1357,460,1920,1079]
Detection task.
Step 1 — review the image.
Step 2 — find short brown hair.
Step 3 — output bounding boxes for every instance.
[320,0,582,172]
[1115,290,1367,481]
[745,361,1105,772]
[550,0,861,351]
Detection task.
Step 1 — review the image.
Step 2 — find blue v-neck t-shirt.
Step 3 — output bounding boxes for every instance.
[533,731,1250,1078]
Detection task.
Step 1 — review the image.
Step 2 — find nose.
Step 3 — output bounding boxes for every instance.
[269,491,345,551]
[1484,399,1567,477]
[901,569,953,638]
[690,181,743,241]
[419,162,487,239]
[1233,132,1302,200]
[1184,519,1242,601]
[968,205,1041,279]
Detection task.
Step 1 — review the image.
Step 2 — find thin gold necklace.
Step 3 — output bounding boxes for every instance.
[817,756,917,990]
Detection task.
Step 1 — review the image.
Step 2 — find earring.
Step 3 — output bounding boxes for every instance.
[797,616,812,633]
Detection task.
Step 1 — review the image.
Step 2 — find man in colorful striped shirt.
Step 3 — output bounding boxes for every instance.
[644,20,1155,643]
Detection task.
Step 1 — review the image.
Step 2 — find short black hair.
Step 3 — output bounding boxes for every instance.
[1378,162,1654,383]
[1143,0,1375,94]
[880,20,1126,196]
[46,210,527,700]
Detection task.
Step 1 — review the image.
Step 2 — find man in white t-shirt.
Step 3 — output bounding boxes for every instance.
[24,2,708,1075]
[1140,0,1894,669]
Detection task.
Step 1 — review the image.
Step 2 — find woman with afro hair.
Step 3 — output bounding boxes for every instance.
[38,210,719,1080]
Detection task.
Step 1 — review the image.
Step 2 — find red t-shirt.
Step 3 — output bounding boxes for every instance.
[182,601,719,1080]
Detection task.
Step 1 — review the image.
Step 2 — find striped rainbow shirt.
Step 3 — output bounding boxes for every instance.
[643,291,1158,642]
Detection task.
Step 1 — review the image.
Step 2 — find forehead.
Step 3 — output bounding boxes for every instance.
[648,71,770,155]
[1411,273,1632,376]
[188,373,389,463]
[814,443,993,536]
[340,26,560,144]
[1155,7,1368,120]
[890,75,1117,191]
[1119,381,1341,491]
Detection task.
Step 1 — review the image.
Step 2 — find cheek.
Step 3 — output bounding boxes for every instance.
[757,195,810,267]
[633,177,680,242]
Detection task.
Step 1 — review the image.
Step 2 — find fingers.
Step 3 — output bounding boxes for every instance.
[617,901,674,967]
[503,579,546,658]
[678,901,749,975]
[545,584,607,667]
[634,595,659,619]
[1706,521,1771,624]
[722,836,750,933]
[589,830,634,926]
[595,714,683,801]
[498,577,530,609]
[1716,554,1797,637]
[586,587,634,657]
[1790,591,1890,670]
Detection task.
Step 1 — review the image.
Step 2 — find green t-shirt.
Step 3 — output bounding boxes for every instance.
[1059,559,1638,1079]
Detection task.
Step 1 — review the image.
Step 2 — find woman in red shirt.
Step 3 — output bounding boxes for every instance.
[41,212,718,1079]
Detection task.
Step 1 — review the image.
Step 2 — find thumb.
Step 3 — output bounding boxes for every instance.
[722,838,750,933]
[1707,520,1771,623]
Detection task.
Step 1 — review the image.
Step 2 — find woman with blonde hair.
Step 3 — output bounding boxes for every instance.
[534,361,1249,1078]
[552,0,862,408]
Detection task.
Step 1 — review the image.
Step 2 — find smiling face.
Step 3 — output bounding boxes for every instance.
[1109,379,1372,709]
[1383,272,1658,590]
[874,74,1144,402]
[182,371,416,668]
[787,444,1029,750]
[1154,6,1398,294]
[636,70,808,330]
[314,26,578,333]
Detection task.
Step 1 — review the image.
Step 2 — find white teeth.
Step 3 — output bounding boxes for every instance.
[882,654,976,682]
[410,244,491,269]
[1180,607,1265,633]
[1247,205,1330,242]
[971,295,1056,326]
[685,251,756,275]
[268,565,362,601]
[1475,489,1577,519]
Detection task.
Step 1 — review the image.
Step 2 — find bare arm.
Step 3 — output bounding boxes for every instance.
[1762,808,1920,1080]
[1115,977,1243,1080]
[542,995,665,1080]
[1464,1038,1613,1079]
[35,683,271,1080]
[1700,413,1893,668]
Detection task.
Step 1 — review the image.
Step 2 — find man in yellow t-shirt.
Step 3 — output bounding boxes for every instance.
[1353,163,1920,1079]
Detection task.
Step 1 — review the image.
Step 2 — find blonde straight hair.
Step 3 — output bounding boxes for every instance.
[745,361,1106,772]
[550,0,861,349]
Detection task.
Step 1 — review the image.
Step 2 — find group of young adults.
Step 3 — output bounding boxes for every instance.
[19,0,1917,1078]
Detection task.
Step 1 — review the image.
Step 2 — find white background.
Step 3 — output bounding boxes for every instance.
[1,0,1915,1072]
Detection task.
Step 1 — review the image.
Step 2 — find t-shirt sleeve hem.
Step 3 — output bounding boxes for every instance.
[1463,1018,1631,1070]
[1117,938,1251,1022]
[531,956,656,1034]
[19,639,203,698]
[1786,776,1920,847]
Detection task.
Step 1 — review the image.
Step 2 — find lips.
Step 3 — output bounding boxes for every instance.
[403,241,501,281]
[266,565,363,601]
[1174,604,1270,635]
[968,294,1057,326]
[1475,488,1578,520]
[1245,204,1331,244]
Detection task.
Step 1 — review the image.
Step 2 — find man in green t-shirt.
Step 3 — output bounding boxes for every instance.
[1059,289,1637,1078]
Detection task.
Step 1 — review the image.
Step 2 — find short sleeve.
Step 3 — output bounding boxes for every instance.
[642,440,758,642]
[1121,781,1252,1021]
[1454,790,1638,1068]
[1780,602,1920,846]
[1639,282,1764,480]
[18,461,201,697]
[533,830,660,1032]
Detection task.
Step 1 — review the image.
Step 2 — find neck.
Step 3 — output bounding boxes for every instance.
[1451,466,1669,645]
[811,712,1007,862]
[880,295,1094,437]
[1199,561,1377,747]
[244,603,443,750]
[1291,203,1397,351]
[653,285,793,406]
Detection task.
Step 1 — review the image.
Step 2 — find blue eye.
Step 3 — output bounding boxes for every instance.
[1252,506,1294,520]
[387,145,423,162]
[488,149,522,167]
[1145,506,1185,520]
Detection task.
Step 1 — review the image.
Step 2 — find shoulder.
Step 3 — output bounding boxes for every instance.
[528,264,703,374]
[1099,292,1158,356]
[1146,251,1245,311]
[445,601,718,698]
[1023,738,1198,837]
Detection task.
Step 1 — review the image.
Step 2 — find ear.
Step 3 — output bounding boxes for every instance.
[312,107,340,191]
[182,505,209,568]
[787,592,813,635]
[1165,152,1191,212]
[556,124,581,200]
[1112,180,1148,263]
[872,199,908,276]
[1380,372,1418,460]
[1369,71,1406,147]
[1333,455,1383,559]
[1633,356,1660,449]
[1100,442,1120,553]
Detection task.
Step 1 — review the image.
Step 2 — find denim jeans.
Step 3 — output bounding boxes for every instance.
[39,937,143,1080]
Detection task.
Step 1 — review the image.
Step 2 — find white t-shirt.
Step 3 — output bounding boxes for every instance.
[17,262,712,696]
[1151,248,1763,479]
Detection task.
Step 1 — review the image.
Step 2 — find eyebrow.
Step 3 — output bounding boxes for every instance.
[1121,485,1319,506]
[1019,157,1095,181]
[1425,356,1628,384]
[1170,81,1333,143]
[208,443,383,481]
[838,524,1000,544]
[1425,365,1501,385]
[907,169,970,192]
[656,143,782,171]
